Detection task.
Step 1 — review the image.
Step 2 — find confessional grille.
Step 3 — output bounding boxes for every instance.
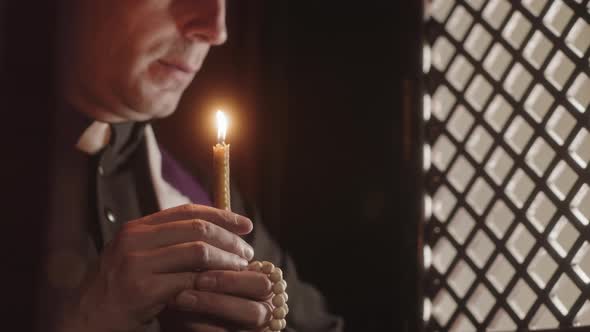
[424,0,590,330]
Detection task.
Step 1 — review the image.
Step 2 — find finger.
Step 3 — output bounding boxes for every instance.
[133,204,252,235]
[171,290,272,329]
[147,219,254,260]
[146,272,198,305]
[193,271,272,301]
[142,241,249,273]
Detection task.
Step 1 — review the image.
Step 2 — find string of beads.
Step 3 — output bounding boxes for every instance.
[247,261,289,331]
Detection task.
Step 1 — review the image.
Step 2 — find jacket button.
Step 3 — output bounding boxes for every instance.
[105,208,117,223]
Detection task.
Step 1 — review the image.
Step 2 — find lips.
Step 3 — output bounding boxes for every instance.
[150,59,199,90]
[158,59,198,74]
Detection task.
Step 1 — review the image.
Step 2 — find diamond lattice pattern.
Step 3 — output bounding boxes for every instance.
[426,0,590,330]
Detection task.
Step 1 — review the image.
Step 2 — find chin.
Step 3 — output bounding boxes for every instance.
[134,88,184,120]
[127,74,190,120]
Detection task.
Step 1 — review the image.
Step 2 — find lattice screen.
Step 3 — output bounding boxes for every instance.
[423,0,590,330]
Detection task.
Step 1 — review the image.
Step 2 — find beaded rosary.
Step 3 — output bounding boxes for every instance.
[247,260,289,331]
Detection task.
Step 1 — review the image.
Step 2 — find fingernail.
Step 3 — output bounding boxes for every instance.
[177,292,196,308]
[239,258,249,270]
[244,245,255,261]
[196,275,216,290]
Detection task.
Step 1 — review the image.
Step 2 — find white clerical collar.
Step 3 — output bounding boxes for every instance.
[75,121,112,155]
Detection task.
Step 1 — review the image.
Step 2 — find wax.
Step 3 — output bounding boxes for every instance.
[213,142,231,210]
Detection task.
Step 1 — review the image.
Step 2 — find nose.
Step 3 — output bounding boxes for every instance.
[182,0,227,45]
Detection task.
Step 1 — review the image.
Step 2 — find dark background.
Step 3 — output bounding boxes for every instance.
[1,1,423,331]
[0,0,56,331]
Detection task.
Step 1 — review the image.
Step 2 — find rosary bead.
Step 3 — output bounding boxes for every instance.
[273,306,287,319]
[272,293,287,307]
[248,261,263,272]
[269,318,282,331]
[247,261,288,330]
[279,280,287,290]
[272,280,286,294]
[269,268,283,282]
[262,261,275,274]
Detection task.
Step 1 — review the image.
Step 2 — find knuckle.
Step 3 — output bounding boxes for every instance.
[195,291,210,308]
[191,219,210,237]
[176,204,193,216]
[210,272,222,290]
[186,273,197,290]
[180,203,200,215]
[192,241,210,266]
[231,236,243,254]
[252,302,270,327]
[217,209,233,223]
[179,203,193,211]
[259,275,273,298]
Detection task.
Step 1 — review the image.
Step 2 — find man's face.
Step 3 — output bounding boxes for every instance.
[60,0,227,122]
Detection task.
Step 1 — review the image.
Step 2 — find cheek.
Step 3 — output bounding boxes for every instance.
[124,27,179,88]
[95,2,174,80]
[129,11,177,58]
[116,31,174,96]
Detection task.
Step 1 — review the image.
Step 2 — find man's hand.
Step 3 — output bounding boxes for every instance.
[62,204,254,332]
[161,270,277,332]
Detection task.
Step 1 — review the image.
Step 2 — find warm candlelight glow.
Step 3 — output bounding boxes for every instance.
[213,110,231,210]
[216,111,228,143]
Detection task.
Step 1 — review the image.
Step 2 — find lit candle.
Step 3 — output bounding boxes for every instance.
[213,111,231,210]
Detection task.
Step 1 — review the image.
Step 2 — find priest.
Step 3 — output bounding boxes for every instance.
[37,1,343,331]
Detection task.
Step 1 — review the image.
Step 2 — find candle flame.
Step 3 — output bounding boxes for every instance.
[216,110,228,143]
